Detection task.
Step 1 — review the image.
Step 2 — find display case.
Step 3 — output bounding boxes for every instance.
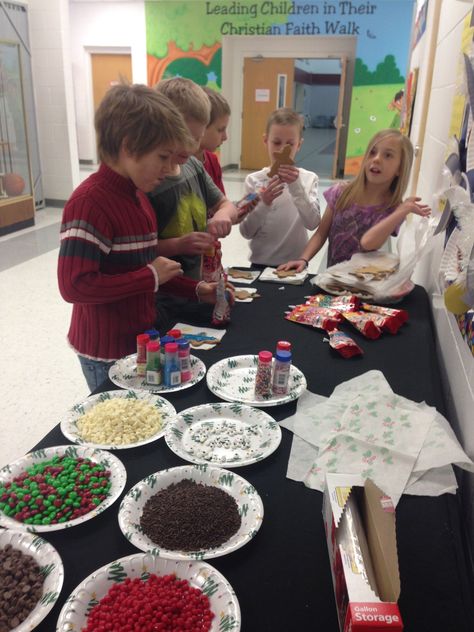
[0,39,34,236]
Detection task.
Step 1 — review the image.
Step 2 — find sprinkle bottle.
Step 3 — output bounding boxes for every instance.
[146,341,161,385]
[159,335,174,368]
[272,349,292,395]
[276,340,292,353]
[167,328,182,340]
[145,328,160,342]
[136,333,150,377]
[254,350,273,398]
[164,342,181,387]
[177,338,192,382]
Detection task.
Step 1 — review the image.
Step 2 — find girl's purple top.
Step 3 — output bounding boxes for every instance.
[324,184,399,267]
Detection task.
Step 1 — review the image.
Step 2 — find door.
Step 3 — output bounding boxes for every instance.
[90,53,132,111]
[332,56,347,179]
[241,57,294,170]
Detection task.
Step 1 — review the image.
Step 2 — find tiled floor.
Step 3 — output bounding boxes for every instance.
[0,169,331,468]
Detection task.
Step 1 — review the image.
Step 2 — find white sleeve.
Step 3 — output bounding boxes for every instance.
[239,172,271,239]
[287,171,321,230]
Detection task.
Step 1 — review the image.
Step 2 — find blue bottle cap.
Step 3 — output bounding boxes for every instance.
[177,338,189,349]
[275,350,292,362]
[160,335,174,345]
[145,328,160,339]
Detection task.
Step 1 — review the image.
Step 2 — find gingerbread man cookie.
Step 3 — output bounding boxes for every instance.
[268,144,295,177]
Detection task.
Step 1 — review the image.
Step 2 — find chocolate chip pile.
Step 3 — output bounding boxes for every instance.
[0,544,44,631]
[140,479,241,551]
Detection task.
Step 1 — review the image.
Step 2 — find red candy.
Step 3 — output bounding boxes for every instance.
[82,573,214,632]
[341,310,382,339]
[285,305,342,331]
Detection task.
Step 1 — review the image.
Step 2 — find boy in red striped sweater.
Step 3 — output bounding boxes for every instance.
[58,84,222,391]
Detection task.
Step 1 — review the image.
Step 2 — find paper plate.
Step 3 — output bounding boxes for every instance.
[118,464,263,560]
[0,445,126,532]
[0,529,64,631]
[109,353,206,393]
[165,402,282,467]
[56,552,240,632]
[60,389,176,450]
[206,355,306,407]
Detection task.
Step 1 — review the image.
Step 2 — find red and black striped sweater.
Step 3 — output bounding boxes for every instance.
[58,163,197,361]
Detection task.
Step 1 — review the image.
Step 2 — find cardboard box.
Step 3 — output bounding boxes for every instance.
[323,474,403,631]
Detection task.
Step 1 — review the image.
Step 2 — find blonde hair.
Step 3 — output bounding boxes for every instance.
[155,77,211,126]
[95,83,194,162]
[202,87,231,125]
[265,107,304,137]
[336,129,413,213]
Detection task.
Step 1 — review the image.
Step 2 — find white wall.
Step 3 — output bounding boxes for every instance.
[409,0,474,548]
[69,1,147,162]
[27,0,79,201]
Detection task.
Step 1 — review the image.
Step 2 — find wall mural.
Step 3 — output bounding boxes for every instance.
[145,0,415,174]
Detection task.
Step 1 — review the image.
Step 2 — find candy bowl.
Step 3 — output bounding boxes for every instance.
[0,528,64,631]
[118,464,264,560]
[0,445,126,532]
[56,552,241,632]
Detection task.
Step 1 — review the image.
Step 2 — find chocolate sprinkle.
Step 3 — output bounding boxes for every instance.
[0,544,44,632]
[140,479,241,550]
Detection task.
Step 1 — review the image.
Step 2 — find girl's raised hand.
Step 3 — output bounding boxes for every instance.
[400,196,431,218]
[277,259,307,273]
[261,175,285,206]
[277,165,299,184]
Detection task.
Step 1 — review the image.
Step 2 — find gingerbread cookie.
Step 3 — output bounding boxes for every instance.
[274,269,297,278]
[228,268,254,280]
[234,289,261,300]
[268,144,295,177]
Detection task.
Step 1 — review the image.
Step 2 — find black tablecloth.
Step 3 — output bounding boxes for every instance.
[30,280,474,631]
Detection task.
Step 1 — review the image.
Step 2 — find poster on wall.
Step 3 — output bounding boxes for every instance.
[145,0,415,176]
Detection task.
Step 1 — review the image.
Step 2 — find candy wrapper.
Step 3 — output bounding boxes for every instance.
[326,329,363,358]
[211,272,231,327]
[285,304,343,331]
[361,303,408,327]
[341,311,382,339]
[306,293,360,312]
[202,239,223,283]
[235,192,260,222]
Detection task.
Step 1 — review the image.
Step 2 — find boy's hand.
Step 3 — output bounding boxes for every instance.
[207,213,233,238]
[261,176,284,206]
[277,259,307,273]
[196,281,236,305]
[150,256,183,284]
[277,165,299,184]
[179,232,215,254]
[400,196,431,218]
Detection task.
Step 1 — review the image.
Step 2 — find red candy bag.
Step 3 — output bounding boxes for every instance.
[306,293,360,312]
[361,303,408,326]
[202,240,223,283]
[235,192,260,222]
[211,271,231,327]
[285,305,343,331]
[341,311,382,339]
[326,329,363,358]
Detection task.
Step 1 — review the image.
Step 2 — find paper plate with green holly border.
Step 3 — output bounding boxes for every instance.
[0,528,64,631]
[165,402,282,467]
[206,354,306,407]
[118,464,263,560]
[109,353,206,393]
[60,389,176,450]
[56,552,241,631]
[0,445,126,532]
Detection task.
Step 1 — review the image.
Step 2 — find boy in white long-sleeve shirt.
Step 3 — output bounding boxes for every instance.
[239,108,320,266]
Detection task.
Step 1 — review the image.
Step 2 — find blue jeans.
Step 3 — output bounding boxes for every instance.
[78,356,114,392]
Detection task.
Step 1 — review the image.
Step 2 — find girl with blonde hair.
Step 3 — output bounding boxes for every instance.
[278,129,430,272]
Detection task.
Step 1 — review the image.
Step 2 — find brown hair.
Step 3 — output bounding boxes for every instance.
[335,129,414,213]
[155,77,211,126]
[95,83,194,162]
[202,86,231,125]
[265,107,304,137]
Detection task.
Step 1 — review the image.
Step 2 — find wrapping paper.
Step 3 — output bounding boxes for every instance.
[280,371,473,505]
